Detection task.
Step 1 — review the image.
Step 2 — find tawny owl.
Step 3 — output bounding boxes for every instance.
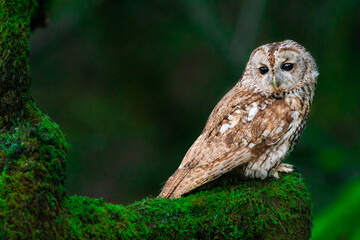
[159,40,318,199]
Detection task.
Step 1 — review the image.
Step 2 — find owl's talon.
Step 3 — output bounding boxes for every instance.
[277,163,296,173]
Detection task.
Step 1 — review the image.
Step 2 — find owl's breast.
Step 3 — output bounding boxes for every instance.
[284,96,311,152]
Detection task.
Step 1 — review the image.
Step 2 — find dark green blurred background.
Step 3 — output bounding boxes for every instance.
[29,0,359,238]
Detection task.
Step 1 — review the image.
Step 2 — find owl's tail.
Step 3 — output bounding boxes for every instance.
[158,168,189,199]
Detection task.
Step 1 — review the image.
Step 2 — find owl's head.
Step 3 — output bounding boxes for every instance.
[240,40,318,97]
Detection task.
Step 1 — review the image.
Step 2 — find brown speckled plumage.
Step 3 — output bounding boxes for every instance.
[159,40,318,199]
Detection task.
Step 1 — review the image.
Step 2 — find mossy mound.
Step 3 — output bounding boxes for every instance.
[65,172,311,239]
[0,103,69,239]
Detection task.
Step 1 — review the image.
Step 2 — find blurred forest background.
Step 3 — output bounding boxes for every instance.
[29,0,359,238]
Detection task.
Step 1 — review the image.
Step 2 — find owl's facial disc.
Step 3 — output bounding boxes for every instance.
[249,48,307,94]
[241,40,318,97]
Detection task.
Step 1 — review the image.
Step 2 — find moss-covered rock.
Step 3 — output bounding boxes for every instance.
[0,0,313,239]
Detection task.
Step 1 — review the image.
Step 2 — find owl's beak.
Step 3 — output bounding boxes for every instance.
[272,77,279,90]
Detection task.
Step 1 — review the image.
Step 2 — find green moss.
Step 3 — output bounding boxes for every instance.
[63,172,311,239]
[0,102,69,239]
[0,1,313,239]
[0,0,61,127]
[0,0,32,129]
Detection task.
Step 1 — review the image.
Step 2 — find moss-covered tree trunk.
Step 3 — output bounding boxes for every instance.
[0,1,312,239]
[0,0,68,239]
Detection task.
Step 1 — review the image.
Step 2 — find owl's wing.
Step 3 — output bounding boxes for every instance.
[159,86,294,198]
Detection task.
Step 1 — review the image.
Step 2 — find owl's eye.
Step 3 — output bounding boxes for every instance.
[282,63,294,71]
[259,66,269,75]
